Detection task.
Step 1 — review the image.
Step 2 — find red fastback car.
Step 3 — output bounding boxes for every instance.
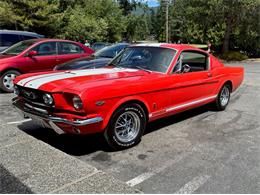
[0,39,94,92]
[13,44,244,150]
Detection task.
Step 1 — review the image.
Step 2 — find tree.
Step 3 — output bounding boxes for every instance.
[233,0,260,56]
[0,0,61,37]
[58,6,108,42]
[57,0,126,43]
[118,0,137,16]
[160,0,259,55]
[125,14,149,41]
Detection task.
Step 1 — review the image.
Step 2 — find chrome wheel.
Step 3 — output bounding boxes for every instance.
[115,111,141,143]
[3,73,17,91]
[220,86,230,106]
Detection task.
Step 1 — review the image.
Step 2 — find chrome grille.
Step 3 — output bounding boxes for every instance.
[16,85,45,104]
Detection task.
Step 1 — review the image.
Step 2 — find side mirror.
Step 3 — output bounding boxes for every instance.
[183,64,191,73]
[27,50,38,57]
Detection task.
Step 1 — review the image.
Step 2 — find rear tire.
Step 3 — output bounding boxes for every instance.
[215,83,231,111]
[0,70,21,93]
[104,103,146,150]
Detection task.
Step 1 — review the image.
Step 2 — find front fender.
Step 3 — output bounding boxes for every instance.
[101,95,151,130]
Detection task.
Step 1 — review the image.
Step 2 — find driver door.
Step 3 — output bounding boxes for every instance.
[24,42,58,72]
[169,50,217,110]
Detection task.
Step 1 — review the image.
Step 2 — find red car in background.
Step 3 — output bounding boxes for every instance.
[0,39,94,92]
[13,44,244,150]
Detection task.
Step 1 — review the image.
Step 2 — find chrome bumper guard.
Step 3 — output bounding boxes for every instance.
[12,98,103,134]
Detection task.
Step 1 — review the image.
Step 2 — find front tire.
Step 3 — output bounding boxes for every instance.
[0,70,21,93]
[215,83,231,111]
[104,103,147,150]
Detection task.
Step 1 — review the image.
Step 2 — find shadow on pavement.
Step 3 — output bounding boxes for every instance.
[0,165,33,193]
[17,104,214,156]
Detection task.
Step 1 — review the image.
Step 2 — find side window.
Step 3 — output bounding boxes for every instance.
[0,34,21,46]
[182,52,208,72]
[32,42,57,56]
[173,51,208,73]
[59,42,84,55]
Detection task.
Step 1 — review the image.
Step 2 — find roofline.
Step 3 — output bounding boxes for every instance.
[0,30,43,36]
[22,38,83,44]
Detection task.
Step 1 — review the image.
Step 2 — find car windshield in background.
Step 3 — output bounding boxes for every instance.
[1,39,37,55]
[95,44,129,58]
[109,47,176,73]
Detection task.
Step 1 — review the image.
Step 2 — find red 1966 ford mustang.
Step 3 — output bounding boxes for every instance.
[12,44,244,149]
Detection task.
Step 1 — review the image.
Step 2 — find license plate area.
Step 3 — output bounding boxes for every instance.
[24,112,49,128]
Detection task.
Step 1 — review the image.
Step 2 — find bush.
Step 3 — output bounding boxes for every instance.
[220,51,248,61]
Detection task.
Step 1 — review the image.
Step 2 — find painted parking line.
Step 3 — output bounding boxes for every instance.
[175,175,210,194]
[126,152,190,187]
[6,119,32,125]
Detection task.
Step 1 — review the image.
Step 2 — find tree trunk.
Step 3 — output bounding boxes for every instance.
[222,16,232,53]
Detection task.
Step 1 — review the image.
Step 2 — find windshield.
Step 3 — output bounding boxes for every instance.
[95,44,129,58]
[109,46,176,73]
[1,39,37,55]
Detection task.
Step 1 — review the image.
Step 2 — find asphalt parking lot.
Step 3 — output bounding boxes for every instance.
[0,60,260,193]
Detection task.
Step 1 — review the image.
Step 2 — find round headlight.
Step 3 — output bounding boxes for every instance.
[43,93,54,105]
[14,85,20,95]
[72,95,83,110]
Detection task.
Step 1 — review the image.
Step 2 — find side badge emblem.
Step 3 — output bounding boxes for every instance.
[96,101,105,106]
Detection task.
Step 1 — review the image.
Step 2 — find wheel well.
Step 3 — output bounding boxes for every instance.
[0,68,22,76]
[117,100,149,121]
[224,80,233,92]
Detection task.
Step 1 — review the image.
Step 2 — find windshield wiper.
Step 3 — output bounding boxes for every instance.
[98,55,113,58]
[107,63,122,68]
[134,66,152,73]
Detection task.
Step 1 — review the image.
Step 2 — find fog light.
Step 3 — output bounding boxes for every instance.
[43,93,54,105]
[73,95,83,110]
[14,85,20,95]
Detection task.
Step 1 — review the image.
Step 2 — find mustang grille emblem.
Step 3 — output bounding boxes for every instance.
[23,90,37,100]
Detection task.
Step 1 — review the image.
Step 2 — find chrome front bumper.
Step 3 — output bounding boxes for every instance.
[12,98,103,134]
[47,116,103,126]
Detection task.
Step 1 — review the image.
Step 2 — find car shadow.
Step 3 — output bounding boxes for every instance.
[17,104,214,156]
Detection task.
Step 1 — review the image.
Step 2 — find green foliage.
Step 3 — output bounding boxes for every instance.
[57,0,126,43]
[58,6,108,42]
[220,51,248,61]
[118,0,137,16]
[0,0,126,43]
[0,0,259,57]
[126,14,149,41]
[0,0,61,36]
[155,0,260,56]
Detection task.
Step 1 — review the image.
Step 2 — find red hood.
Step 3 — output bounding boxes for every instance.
[15,67,147,93]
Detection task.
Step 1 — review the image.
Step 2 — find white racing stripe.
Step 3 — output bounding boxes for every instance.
[166,95,217,112]
[17,71,66,86]
[18,68,137,89]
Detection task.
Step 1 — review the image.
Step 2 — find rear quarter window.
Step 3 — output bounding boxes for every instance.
[58,42,84,55]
